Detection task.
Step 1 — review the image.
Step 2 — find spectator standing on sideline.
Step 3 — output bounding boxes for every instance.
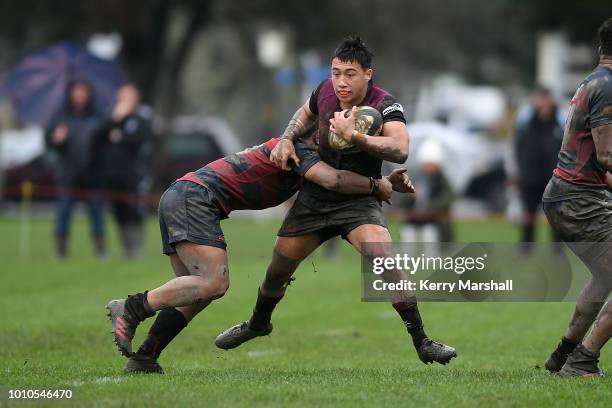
[513,86,564,244]
[45,80,106,259]
[94,84,153,259]
[399,139,454,246]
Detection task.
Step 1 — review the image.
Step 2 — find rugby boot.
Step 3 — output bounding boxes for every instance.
[124,354,164,374]
[107,293,154,357]
[417,338,457,365]
[545,337,579,373]
[545,348,570,373]
[215,320,273,350]
[558,344,603,377]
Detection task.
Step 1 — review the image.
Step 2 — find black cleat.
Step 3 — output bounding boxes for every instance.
[417,338,457,365]
[106,299,139,357]
[215,321,273,350]
[545,338,577,373]
[558,344,603,378]
[124,354,164,374]
[545,349,570,373]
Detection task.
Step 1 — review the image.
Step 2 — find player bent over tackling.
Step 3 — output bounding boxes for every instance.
[106,127,412,373]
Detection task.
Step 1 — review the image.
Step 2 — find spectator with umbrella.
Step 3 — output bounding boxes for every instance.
[46,80,106,259]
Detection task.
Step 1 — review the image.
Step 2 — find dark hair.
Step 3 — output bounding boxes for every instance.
[598,17,612,55]
[332,36,374,69]
[534,85,552,96]
[65,79,95,114]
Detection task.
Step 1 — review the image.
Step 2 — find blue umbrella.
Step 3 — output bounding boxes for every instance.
[0,41,126,127]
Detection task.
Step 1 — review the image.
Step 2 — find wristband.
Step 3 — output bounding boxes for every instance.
[369,177,380,195]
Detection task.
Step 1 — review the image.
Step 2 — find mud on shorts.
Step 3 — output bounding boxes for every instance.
[542,175,612,260]
[158,181,227,255]
[277,194,387,242]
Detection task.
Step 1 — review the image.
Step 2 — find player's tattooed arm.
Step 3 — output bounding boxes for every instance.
[281,105,314,141]
[351,121,409,163]
[330,108,408,164]
[592,123,612,171]
[304,162,392,203]
[271,101,316,170]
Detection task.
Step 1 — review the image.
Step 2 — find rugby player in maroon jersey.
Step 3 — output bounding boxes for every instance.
[541,18,612,377]
[106,126,414,373]
[216,37,457,366]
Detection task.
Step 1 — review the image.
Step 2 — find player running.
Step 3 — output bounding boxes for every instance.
[542,17,612,377]
[106,128,413,373]
[216,37,457,365]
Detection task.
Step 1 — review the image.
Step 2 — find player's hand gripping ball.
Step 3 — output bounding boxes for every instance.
[328,106,383,153]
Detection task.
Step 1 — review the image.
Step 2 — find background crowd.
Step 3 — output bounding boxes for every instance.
[0,0,609,259]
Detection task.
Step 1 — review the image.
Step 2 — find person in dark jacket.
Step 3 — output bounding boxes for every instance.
[45,80,106,259]
[94,84,153,259]
[514,86,564,244]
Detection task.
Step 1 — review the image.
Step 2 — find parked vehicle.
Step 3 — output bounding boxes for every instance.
[401,121,508,211]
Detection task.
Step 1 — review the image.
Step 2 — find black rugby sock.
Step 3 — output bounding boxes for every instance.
[557,336,579,355]
[124,291,155,322]
[249,289,283,330]
[393,302,428,348]
[136,308,188,359]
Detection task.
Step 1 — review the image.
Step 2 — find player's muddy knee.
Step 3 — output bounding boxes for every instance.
[191,263,230,300]
[204,274,230,300]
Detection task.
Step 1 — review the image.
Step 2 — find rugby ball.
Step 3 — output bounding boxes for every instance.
[328,106,383,153]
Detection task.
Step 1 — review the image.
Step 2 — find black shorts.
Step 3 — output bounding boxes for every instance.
[158,181,227,255]
[278,194,387,242]
[542,176,612,258]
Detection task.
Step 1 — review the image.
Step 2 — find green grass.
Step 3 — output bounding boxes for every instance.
[0,215,610,407]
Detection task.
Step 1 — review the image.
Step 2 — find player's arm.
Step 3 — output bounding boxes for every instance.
[303,161,392,203]
[593,124,612,172]
[386,168,415,193]
[282,102,316,142]
[605,172,612,190]
[330,106,409,164]
[270,101,317,171]
[292,139,392,201]
[590,80,612,172]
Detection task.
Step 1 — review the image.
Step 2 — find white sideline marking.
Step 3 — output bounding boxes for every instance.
[316,328,357,336]
[94,376,125,384]
[246,349,283,358]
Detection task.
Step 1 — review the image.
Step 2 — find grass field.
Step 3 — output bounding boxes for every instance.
[0,214,610,407]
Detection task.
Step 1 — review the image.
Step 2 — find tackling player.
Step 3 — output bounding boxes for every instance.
[106,128,413,373]
[216,37,457,365]
[542,17,612,377]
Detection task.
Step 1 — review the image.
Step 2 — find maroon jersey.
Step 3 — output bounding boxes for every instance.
[553,65,612,186]
[178,138,320,214]
[300,79,405,205]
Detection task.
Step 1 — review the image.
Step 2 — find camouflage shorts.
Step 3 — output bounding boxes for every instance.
[542,176,612,258]
[158,181,227,255]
